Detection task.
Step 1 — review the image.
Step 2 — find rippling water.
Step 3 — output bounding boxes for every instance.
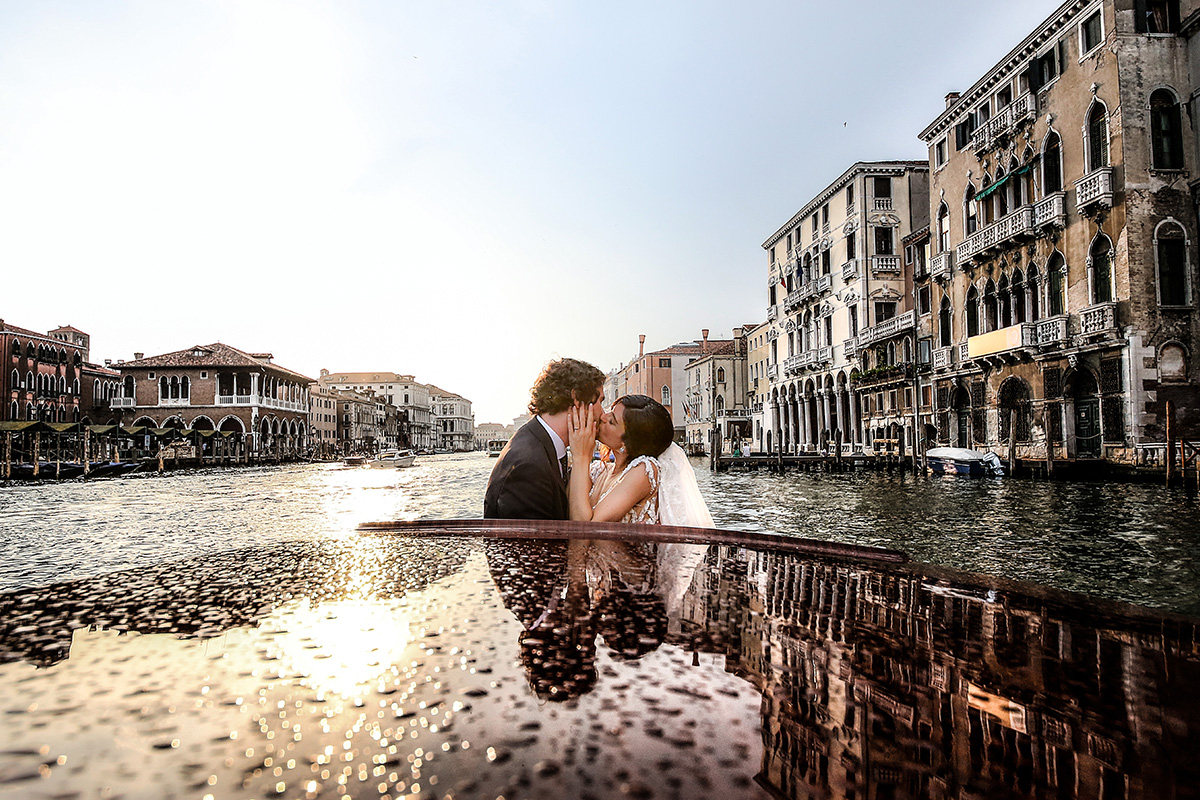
[2,453,1198,614]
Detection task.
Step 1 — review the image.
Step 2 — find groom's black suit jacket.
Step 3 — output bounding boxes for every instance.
[483,419,568,520]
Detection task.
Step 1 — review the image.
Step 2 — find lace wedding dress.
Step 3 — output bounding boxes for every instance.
[589,443,714,528]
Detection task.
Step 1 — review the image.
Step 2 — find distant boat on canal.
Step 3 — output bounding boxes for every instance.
[369,449,416,469]
[487,439,506,457]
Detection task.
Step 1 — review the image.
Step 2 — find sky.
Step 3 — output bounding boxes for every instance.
[1,0,1056,423]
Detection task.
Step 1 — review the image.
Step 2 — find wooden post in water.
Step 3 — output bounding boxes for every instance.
[83,427,90,477]
[33,431,41,478]
[1166,400,1175,487]
[835,429,843,471]
[4,432,10,480]
[898,428,906,473]
[1008,409,1017,477]
[1045,423,1054,477]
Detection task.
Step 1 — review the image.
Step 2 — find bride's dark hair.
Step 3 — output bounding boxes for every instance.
[615,395,673,461]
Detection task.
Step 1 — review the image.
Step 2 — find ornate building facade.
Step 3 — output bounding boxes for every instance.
[762,162,930,455]
[918,0,1200,465]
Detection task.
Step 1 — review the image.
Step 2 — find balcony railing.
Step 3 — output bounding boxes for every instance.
[767,306,778,321]
[857,310,915,347]
[111,396,136,408]
[969,91,1036,153]
[957,205,1034,264]
[959,342,970,363]
[1033,191,1066,228]
[784,289,802,310]
[1080,301,1118,335]
[932,346,954,369]
[873,197,893,210]
[717,408,751,419]
[767,363,778,380]
[931,250,953,281]
[816,346,832,364]
[844,338,858,359]
[1035,315,1069,345]
[159,396,191,406]
[871,255,901,276]
[784,355,803,374]
[1075,167,1114,212]
[842,259,859,282]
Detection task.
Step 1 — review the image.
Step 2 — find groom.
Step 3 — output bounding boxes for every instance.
[484,357,606,520]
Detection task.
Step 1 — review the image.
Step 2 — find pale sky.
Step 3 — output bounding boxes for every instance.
[1,0,1054,422]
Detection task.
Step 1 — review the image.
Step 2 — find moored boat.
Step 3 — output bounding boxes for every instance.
[369,449,416,468]
[486,439,506,458]
[343,455,368,466]
[926,446,1005,476]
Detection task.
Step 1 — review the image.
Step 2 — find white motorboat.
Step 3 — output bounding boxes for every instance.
[369,449,416,469]
[926,447,1004,476]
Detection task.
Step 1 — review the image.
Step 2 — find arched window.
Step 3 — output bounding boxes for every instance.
[966,286,981,337]
[160,376,169,400]
[715,395,725,414]
[983,280,998,332]
[937,203,950,252]
[1027,266,1042,321]
[9,401,16,420]
[1012,269,1026,323]
[1090,236,1114,304]
[26,371,33,391]
[964,187,978,236]
[939,297,953,347]
[716,367,726,383]
[124,375,135,398]
[902,338,913,363]
[1150,89,1184,170]
[9,369,17,389]
[1008,158,1024,209]
[999,274,1012,328]
[181,375,190,398]
[1047,254,1066,316]
[9,339,19,358]
[1087,102,1109,172]
[1043,131,1063,193]
[994,168,1009,219]
[1155,219,1190,306]
[661,385,670,406]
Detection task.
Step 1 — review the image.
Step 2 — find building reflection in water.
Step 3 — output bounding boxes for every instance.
[0,529,1197,799]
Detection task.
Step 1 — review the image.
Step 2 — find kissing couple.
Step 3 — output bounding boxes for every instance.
[483,357,713,527]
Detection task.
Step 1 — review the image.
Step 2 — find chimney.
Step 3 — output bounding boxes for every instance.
[638,334,645,357]
[945,92,960,109]
[733,327,744,339]
[701,329,709,353]
[134,352,144,360]
[104,359,112,367]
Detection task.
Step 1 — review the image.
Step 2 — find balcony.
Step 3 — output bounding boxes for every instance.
[856,310,915,347]
[932,346,954,370]
[767,363,778,381]
[111,396,136,408]
[871,255,901,277]
[844,338,858,359]
[959,342,970,363]
[970,91,1037,153]
[159,396,191,407]
[1033,191,1066,228]
[957,205,1034,264]
[931,250,953,281]
[816,346,833,365]
[1080,302,1118,335]
[784,355,804,375]
[717,408,751,420]
[784,289,803,311]
[1035,315,1069,346]
[1075,167,1114,213]
[842,259,859,282]
[218,394,254,406]
[767,306,778,321]
[873,197,893,210]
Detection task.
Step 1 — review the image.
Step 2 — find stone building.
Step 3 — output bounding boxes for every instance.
[114,343,312,458]
[317,371,433,449]
[918,0,1200,467]
[762,162,930,455]
[428,386,474,451]
[2,320,90,423]
[745,321,772,452]
[610,334,720,441]
[682,328,752,454]
[309,383,340,458]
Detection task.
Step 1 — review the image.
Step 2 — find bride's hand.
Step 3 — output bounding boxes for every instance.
[568,402,595,467]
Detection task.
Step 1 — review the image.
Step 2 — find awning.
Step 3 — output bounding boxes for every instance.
[0,421,57,433]
[975,174,1011,200]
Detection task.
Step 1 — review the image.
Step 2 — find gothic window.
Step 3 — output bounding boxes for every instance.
[1047,254,1066,316]
[938,204,951,252]
[123,375,135,397]
[964,186,978,236]
[998,274,1012,328]
[1087,102,1109,172]
[983,280,999,332]
[994,168,1009,219]
[1009,159,1024,209]
[1090,236,1114,304]
[966,286,981,337]
[1155,220,1190,306]
[661,385,670,406]
[1027,265,1042,321]
[9,369,16,389]
[9,339,19,357]
[1150,89,1184,170]
[1043,132,1063,193]
[716,367,726,383]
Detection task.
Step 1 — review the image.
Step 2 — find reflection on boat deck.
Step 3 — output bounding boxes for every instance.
[0,520,1197,799]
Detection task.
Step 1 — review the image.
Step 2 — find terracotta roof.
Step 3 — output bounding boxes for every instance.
[121,342,313,382]
[1,323,55,341]
[51,325,87,334]
[426,384,466,401]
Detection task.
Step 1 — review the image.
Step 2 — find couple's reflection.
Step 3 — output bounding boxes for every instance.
[485,537,707,701]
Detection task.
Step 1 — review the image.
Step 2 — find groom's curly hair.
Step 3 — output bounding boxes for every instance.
[529,358,605,416]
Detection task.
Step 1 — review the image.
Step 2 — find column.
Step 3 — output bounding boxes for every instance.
[771,401,781,454]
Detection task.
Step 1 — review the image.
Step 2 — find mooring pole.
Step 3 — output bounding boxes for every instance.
[1166,400,1176,487]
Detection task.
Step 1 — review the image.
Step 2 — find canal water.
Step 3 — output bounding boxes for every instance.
[2,452,1197,614]
[2,454,1198,799]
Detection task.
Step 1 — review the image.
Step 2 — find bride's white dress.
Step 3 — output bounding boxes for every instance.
[588,443,714,528]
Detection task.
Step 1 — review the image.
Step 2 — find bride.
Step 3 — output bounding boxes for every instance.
[567,394,714,527]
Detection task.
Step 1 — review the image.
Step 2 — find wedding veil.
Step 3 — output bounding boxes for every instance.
[657,443,715,528]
